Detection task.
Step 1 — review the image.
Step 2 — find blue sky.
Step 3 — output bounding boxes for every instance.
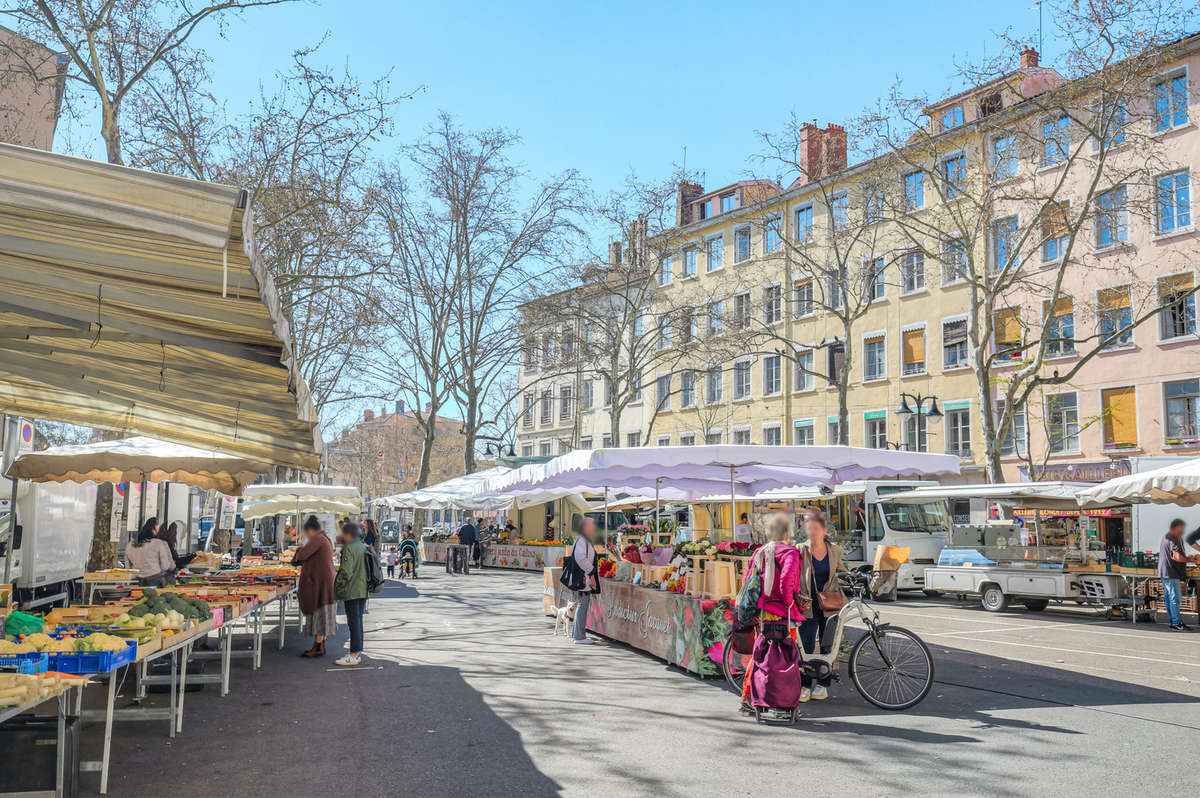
[188,0,1046,238]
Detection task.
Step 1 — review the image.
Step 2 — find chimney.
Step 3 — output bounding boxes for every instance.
[395,400,405,414]
[675,180,703,227]
[608,239,623,266]
[795,123,847,186]
[1020,47,1039,68]
[363,409,375,421]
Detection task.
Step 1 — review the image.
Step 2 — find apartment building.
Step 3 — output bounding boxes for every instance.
[518,39,1200,493]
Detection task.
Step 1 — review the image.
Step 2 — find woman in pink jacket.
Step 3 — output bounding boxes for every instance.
[739,513,806,712]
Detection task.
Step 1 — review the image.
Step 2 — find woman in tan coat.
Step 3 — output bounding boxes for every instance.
[292,515,336,658]
[795,511,848,702]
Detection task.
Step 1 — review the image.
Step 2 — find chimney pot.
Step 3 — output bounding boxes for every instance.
[363,409,375,421]
[1020,47,1039,68]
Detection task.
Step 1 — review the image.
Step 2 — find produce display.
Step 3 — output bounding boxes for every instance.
[126,588,211,626]
[0,631,129,653]
[0,672,87,707]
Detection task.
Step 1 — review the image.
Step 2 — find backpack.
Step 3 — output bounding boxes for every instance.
[735,549,764,626]
[363,548,385,594]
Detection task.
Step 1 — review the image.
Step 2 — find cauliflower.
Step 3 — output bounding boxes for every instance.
[22,633,54,651]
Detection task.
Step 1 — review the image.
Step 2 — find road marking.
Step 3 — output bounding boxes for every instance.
[957,638,1200,668]
[923,624,1047,637]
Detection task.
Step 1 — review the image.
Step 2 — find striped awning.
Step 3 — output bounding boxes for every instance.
[0,142,322,471]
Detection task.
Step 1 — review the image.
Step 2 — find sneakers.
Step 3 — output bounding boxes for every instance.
[572,637,596,645]
[811,685,829,700]
[1169,624,1191,632]
[798,687,811,703]
[335,653,362,666]
[739,701,754,715]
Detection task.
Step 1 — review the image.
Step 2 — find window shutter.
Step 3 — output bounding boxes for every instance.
[943,319,967,345]
[1101,386,1137,447]
[1041,200,1070,239]
[1159,273,1194,298]
[1047,296,1073,318]
[994,308,1022,345]
[1098,286,1130,310]
[903,329,925,363]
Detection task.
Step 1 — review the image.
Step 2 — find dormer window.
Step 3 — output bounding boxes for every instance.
[697,198,713,220]
[980,92,1003,118]
[720,192,738,213]
[941,105,964,131]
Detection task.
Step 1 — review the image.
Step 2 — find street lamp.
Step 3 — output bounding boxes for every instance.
[894,392,942,418]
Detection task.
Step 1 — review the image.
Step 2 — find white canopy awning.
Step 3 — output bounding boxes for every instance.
[5,435,270,495]
[378,467,514,511]
[241,497,361,521]
[1077,458,1200,507]
[885,481,1117,510]
[242,482,361,503]
[0,143,321,471]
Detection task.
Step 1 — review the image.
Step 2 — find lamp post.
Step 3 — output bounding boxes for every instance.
[893,392,942,452]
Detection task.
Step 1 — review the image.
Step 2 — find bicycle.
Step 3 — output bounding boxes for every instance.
[722,565,935,711]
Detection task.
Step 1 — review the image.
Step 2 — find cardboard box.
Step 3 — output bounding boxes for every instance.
[873,545,910,572]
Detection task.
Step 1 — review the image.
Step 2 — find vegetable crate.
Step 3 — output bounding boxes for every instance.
[46,640,137,674]
[0,652,48,674]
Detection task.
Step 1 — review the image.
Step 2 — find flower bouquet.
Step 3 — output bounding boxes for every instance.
[622,544,642,564]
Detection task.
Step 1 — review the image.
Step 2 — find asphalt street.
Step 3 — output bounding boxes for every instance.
[81,567,1200,798]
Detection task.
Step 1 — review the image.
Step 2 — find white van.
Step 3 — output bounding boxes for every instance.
[0,480,97,609]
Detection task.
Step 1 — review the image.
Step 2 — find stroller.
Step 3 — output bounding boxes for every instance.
[398,538,420,579]
[748,620,804,725]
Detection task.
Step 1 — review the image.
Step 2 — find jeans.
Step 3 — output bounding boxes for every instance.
[572,591,592,640]
[798,606,831,688]
[1162,578,1182,627]
[344,597,366,653]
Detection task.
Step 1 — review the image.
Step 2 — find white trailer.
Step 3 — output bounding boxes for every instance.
[1128,456,1200,551]
[0,480,98,609]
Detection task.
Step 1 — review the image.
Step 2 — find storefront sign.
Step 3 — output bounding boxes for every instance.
[1018,459,1131,483]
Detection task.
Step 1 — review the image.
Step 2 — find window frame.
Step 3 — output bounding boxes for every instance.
[941,151,966,199]
[764,214,783,253]
[990,134,1018,182]
[706,233,724,272]
[902,169,925,211]
[1096,284,1134,350]
[1094,184,1129,250]
[682,246,698,278]
[793,418,815,446]
[1151,67,1189,133]
[941,313,970,370]
[761,422,783,446]
[864,413,888,449]
[762,354,782,397]
[900,322,927,376]
[1163,375,1200,444]
[1040,114,1070,168]
[1157,271,1198,342]
[733,224,752,264]
[794,203,814,243]
[793,350,815,393]
[659,253,673,286]
[900,250,926,295]
[1155,168,1192,236]
[732,358,752,400]
[828,191,849,230]
[862,330,887,383]
[1099,384,1139,450]
[1045,391,1081,453]
[763,282,783,326]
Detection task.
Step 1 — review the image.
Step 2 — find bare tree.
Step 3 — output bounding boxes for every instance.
[2,0,299,164]
[859,0,1200,479]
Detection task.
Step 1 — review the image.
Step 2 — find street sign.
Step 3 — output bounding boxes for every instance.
[17,419,33,453]
[218,495,237,529]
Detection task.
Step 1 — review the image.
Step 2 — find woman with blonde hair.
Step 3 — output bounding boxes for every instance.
[738,512,805,713]
[796,511,848,702]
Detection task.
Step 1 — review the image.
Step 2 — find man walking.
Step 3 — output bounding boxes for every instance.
[1159,519,1197,631]
[457,517,478,572]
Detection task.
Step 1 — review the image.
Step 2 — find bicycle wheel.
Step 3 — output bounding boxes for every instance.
[848,625,934,711]
[722,637,752,692]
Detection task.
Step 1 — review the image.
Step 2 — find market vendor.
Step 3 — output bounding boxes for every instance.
[126,517,175,587]
[734,513,753,544]
[293,515,336,658]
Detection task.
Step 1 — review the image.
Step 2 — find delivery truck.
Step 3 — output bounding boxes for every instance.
[0,480,98,609]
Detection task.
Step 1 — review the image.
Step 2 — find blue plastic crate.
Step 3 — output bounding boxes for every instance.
[0,652,48,673]
[46,639,136,674]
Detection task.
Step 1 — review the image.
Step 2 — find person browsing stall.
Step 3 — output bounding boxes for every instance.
[796,511,849,701]
[1160,519,1198,632]
[738,513,804,713]
[293,515,337,658]
[568,519,601,645]
[334,522,369,665]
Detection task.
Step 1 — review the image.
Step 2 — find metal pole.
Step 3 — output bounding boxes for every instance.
[729,465,736,544]
[603,485,609,547]
[654,477,661,544]
[3,415,17,586]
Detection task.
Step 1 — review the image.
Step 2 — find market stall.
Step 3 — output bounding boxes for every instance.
[423,540,566,570]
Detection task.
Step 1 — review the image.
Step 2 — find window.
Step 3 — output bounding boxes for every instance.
[697,198,712,220]
[760,425,782,446]
[679,308,695,344]
[707,300,723,337]
[657,315,671,350]
[1165,378,1200,443]
[941,105,964,130]
[655,374,671,411]
[979,92,1002,118]
[656,435,671,447]
[630,371,641,402]
[522,444,533,457]
[626,432,641,448]
[633,313,644,342]
[1094,95,1127,149]
[523,336,538,370]
[733,360,751,399]
[559,442,570,455]
[1045,297,1075,356]
[559,385,572,420]
[829,192,849,230]
[765,214,782,252]
[763,354,781,395]
[867,256,886,300]
[945,408,974,458]
[1098,286,1133,349]
[680,432,696,446]
[706,430,722,445]
[764,284,782,325]
[943,318,969,369]
[901,251,925,294]
[994,307,1023,361]
[580,436,593,449]
[1158,274,1197,339]
[734,226,751,263]
[522,392,534,427]
[794,350,814,391]
[1041,201,1071,262]
[793,279,814,317]
[706,235,723,272]
[941,153,966,199]
[829,265,846,310]
[1157,170,1191,234]
[582,380,594,410]
[1042,115,1070,166]
[795,204,814,242]
[706,366,722,404]
[903,414,927,452]
[991,215,1019,274]
[543,335,556,363]
[863,334,886,381]
[827,417,844,445]
[659,254,672,285]
[1101,386,1137,449]
[997,400,1028,457]
[540,389,552,424]
[604,376,614,406]
[683,247,698,277]
[540,443,552,457]
[902,327,926,375]
[902,170,924,210]
[1095,185,1128,248]
[827,342,845,380]
[991,135,1018,181]
[733,428,751,446]
[1153,71,1188,132]
[602,433,613,448]
[794,420,815,446]
[680,370,695,408]
[1047,393,1080,453]
[865,414,887,449]
[865,184,884,223]
[721,192,738,213]
[942,238,967,284]
[733,292,751,330]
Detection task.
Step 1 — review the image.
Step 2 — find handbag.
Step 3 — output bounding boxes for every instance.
[735,568,763,626]
[730,621,757,655]
[816,588,846,613]
[560,543,587,592]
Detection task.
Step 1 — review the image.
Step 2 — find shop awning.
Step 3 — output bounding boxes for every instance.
[1077,457,1200,507]
[885,481,1121,510]
[5,435,270,495]
[0,143,321,471]
[377,467,513,512]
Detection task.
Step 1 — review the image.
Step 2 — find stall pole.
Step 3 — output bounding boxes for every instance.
[729,465,736,544]
[3,415,16,586]
[654,477,661,542]
[603,486,609,547]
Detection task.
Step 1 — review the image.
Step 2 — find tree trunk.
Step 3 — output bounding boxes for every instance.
[462,393,477,474]
[86,482,117,571]
[416,411,437,489]
[101,101,123,165]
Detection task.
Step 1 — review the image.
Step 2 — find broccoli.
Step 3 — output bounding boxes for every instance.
[141,587,158,599]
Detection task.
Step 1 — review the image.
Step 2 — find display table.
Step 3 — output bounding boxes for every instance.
[542,568,731,677]
[423,540,567,571]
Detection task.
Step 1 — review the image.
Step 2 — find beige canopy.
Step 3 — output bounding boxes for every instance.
[6,435,270,495]
[0,143,322,471]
